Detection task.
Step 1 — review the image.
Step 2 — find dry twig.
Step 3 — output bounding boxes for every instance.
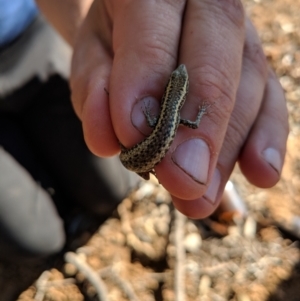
[65,252,109,301]
[100,266,141,301]
[200,262,239,277]
[34,271,51,301]
[42,278,76,288]
[174,209,186,301]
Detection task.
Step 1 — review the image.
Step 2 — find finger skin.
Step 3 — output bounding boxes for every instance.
[155,0,246,200]
[239,70,289,188]
[172,24,289,218]
[70,0,286,220]
[208,19,269,194]
[36,0,93,46]
[72,0,186,157]
[110,0,186,147]
[109,0,245,202]
[70,9,120,157]
[171,18,271,218]
[172,196,214,219]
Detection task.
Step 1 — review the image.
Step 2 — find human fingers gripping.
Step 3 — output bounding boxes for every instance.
[109,0,187,149]
[155,0,246,201]
[71,0,113,118]
[239,70,288,188]
[214,19,287,194]
[71,0,247,207]
[70,1,119,157]
[238,21,289,186]
[206,19,269,193]
[172,18,286,219]
[72,0,187,157]
[195,18,270,216]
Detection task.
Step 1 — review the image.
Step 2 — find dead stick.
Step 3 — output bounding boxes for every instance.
[101,267,140,301]
[65,252,109,301]
[34,271,51,301]
[41,278,76,288]
[174,209,186,301]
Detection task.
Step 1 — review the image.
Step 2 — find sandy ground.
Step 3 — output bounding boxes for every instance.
[2,0,300,300]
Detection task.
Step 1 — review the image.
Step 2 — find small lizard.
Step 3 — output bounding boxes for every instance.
[119,64,208,180]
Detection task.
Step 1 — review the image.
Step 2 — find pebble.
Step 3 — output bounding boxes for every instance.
[167,245,176,257]
[159,203,170,215]
[155,188,171,204]
[281,22,295,33]
[64,263,77,276]
[280,75,294,91]
[237,294,252,301]
[186,221,198,233]
[184,232,202,253]
[198,275,212,295]
[243,216,257,239]
[133,182,155,200]
[154,220,170,236]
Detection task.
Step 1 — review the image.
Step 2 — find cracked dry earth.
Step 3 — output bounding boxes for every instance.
[2,0,300,300]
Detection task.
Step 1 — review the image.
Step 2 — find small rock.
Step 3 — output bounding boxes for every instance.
[166,245,176,257]
[184,232,202,253]
[243,216,257,239]
[159,203,170,215]
[156,189,171,204]
[198,275,211,295]
[154,220,169,236]
[281,22,295,33]
[280,75,294,91]
[133,182,155,200]
[186,221,198,233]
[64,263,77,276]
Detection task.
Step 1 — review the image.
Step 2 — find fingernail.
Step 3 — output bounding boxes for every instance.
[262,148,282,173]
[131,97,160,136]
[172,139,210,184]
[203,169,221,205]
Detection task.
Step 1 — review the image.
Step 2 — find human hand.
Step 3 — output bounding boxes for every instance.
[70,0,288,219]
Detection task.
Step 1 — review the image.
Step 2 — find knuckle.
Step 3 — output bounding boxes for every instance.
[163,0,186,10]
[266,103,289,135]
[214,0,245,29]
[218,110,250,162]
[201,0,245,30]
[243,42,268,79]
[219,121,246,165]
[243,21,268,80]
[228,110,251,145]
[137,31,177,68]
[193,64,236,120]
[119,0,186,12]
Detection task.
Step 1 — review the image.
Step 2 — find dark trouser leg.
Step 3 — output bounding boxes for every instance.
[0,146,65,260]
[0,75,139,260]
